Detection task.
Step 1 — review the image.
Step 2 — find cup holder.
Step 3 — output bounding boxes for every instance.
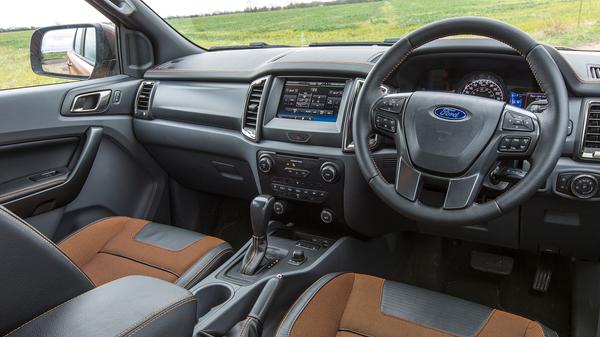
[194,283,234,318]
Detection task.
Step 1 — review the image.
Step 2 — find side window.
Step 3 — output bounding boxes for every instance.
[83,28,97,63]
[0,2,118,91]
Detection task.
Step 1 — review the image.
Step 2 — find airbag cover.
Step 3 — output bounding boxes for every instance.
[403,92,504,175]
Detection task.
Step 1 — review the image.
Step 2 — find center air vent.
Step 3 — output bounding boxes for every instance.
[135,81,156,119]
[580,102,600,160]
[242,76,269,141]
[588,65,600,80]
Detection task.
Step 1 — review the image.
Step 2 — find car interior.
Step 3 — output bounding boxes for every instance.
[1,0,600,336]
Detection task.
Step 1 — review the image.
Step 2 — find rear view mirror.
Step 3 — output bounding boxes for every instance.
[30,24,117,80]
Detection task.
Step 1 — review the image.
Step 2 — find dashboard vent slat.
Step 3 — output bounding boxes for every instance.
[135,81,156,119]
[242,76,269,141]
[581,102,600,159]
[588,65,600,80]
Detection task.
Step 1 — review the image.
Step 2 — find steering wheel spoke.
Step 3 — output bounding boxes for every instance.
[395,157,423,202]
[443,174,485,210]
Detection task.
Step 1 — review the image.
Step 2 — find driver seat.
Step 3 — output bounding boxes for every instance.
[276,273,557,337]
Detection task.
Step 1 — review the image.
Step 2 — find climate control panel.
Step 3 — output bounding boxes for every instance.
[257,151,344,222]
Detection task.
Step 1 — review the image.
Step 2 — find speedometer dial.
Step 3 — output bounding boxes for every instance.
[459,73,506,102]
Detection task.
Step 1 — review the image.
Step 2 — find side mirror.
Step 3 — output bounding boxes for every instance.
[30,23,117,80]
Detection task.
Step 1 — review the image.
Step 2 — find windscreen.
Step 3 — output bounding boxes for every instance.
[141,0,600,51]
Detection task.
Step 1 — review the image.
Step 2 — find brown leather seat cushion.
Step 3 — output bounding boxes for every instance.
[58,216,228,287]
[277,273,555,337]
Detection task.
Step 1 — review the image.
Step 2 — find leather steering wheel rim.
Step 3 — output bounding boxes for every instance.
[353,17,569,226]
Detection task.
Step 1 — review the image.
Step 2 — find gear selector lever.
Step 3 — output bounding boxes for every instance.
[240,194,275,275]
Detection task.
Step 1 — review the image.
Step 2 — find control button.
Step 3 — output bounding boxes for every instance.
[113,90,121,103]
[296,240,320,251]
[288,250,306,266]
[567,120,573,136]
[320,209,334,224]
[502,111,535,132]
[375,97,405,114]
[273,200,286,215]
[271,183,327,203]
[283,167,310,179]
[570,174,599,199]
[320,163,339,183]
[498,136,531,153]
[287,132,311,143]
[258,155,274,174]
[556,174,574,194]
[375,114,397,133]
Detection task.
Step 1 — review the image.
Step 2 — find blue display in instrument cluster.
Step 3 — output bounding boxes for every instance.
[509,90,546,109]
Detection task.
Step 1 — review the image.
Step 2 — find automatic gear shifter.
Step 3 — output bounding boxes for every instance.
[240,194,275,275]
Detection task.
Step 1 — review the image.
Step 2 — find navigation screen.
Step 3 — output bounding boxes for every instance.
[277,80,345,122]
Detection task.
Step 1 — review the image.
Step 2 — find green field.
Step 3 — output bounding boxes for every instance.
[1,0,599,90]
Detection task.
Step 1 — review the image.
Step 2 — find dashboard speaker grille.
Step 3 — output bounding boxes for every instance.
[242,76,269,141]
[135,81,156,119]
[581,102,600,159]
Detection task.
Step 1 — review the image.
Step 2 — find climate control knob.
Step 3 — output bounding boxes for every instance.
[320,162,339,183]
[570,174,599,199]
[258,155,274,174]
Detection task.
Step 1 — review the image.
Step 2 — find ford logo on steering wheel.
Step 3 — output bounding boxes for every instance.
[433,107,467,121]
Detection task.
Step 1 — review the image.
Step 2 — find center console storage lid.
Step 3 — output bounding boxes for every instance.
[7,276,197,337]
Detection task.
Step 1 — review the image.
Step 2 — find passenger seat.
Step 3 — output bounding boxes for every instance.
[57,216,232,288]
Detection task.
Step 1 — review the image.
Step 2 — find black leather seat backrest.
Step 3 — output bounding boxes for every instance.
[0,206,93,335]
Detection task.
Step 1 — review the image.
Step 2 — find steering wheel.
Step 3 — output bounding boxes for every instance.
[353,17,569,226]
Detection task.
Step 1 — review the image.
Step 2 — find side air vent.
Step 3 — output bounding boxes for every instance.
[588,65,600,80]
[135,81,156,119]
[580,102,600,160]
[242,76,269,141]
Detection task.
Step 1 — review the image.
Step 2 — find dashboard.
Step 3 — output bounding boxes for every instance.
[133,38,600,260]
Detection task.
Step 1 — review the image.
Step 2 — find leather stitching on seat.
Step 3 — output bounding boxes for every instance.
[337,328,374,337]
[275,272,345,337]
[277,273,356,336]
[122,296,197,337]
[0,206,94,287]
[56,216,116,245]
[96,251,181,277]
[58,216,133,246]
[471,309,495,336]
[180,248,233,288]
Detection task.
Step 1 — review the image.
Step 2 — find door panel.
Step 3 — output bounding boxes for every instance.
[1,127,102,217]
[0,137,79,184]
[0,77,168,241]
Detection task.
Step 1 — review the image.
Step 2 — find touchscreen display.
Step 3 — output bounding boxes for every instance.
[277,80,345,122]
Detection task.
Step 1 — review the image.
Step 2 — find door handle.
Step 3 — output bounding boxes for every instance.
[70,90,111,113]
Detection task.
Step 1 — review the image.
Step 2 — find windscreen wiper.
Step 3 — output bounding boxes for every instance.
[209,42,291,51]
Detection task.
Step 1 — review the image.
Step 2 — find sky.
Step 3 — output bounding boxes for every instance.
[0,0,334,29]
